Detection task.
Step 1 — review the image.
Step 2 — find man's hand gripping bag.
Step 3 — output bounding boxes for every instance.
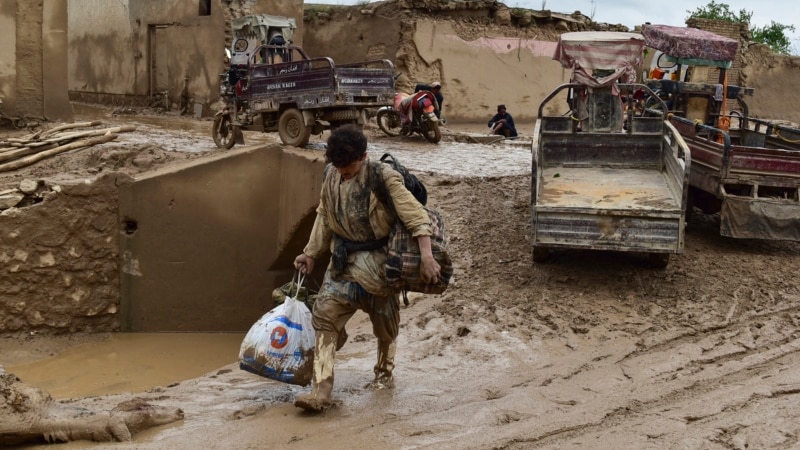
[239,274,315,386]
[385,207,453,295]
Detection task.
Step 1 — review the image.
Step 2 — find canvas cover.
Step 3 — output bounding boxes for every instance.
[553,31,644,88]
[642,24,738,67]
[232,14,296,43]
[720,196,800,240]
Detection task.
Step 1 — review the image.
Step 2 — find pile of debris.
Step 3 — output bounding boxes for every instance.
[0,122,135,173]
[0,178,53,211]
[0,121,135,212]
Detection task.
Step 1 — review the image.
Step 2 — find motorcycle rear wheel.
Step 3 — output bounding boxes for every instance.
[422,120,442,144]
[212,114,236,149]
[377,109,402,137]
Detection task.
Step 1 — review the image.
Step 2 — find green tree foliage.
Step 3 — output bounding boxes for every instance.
[751,22,795,55]
[686,0,796,55]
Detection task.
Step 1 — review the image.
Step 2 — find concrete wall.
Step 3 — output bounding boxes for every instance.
[68,0,303,113]
[118,145,324,332]
[1,146,325,334]
[0,0,73,123]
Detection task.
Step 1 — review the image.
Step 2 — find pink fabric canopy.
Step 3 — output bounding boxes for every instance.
[642,24,738,63]
[553,32,645,88]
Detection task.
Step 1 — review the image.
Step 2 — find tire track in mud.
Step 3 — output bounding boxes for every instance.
[390,173,800,449]
[493,335,800,449]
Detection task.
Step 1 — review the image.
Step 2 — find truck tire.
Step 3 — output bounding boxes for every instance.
[278,108,311,147]
[647,253,670,269]
[376,109,402,137]
[212,114,236,149]
[422,120,442,144]
[532,246,550,263]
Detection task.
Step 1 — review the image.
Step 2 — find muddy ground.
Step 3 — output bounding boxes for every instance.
[1,105,800,449]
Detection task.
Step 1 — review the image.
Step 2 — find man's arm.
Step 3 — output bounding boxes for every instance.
[294,212,330,275]
[416,235,441,283]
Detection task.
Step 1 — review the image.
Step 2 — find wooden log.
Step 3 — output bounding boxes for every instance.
[41,125,136,143]
[4,124,134,145]
[0,143,59,163]
[0,134,118,172]
[38,121,103,139]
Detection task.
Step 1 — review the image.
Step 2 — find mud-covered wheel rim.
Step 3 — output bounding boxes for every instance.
[377,109,402,137]
[212,115,236,149]
[278,108,311,147]
[423,120,441,143]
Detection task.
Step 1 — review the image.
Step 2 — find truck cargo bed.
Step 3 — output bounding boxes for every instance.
[538,167,681,213]
[531,83,691,258]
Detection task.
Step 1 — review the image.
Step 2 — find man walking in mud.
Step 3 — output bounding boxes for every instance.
[293,125,441,412]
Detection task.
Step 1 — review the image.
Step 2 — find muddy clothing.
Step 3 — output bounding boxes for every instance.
[303,159,432,340]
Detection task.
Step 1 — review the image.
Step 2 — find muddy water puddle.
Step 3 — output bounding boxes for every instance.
[6,333,245,399]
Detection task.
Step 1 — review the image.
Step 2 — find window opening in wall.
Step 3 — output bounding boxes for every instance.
[199,0,211,16]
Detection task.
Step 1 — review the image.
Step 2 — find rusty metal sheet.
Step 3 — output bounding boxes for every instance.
[533,211,683,252]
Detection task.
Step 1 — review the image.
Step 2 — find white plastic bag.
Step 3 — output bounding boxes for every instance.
[239,273,315,386]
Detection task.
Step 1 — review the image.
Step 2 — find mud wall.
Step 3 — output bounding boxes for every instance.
[740,46,800,124]
[0,174,128,333]
[302,2,800,125]
[68,0,302,113]
[301,2,591,123]
[0,0,73,123]
[0,3,15,111]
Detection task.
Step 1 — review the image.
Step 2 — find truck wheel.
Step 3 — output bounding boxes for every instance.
[422,120,442,144]
[532,246,550,263]
[376,109,402,137]
[212,114,236,149]
[278,108,311,147]
[647,253,670,269]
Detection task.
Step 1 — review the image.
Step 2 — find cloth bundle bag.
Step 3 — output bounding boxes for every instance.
[385,207,453,295]
[239,273,315,386]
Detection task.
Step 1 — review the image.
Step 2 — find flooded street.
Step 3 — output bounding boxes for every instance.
[3,110,800,449]
[5,333,244,399]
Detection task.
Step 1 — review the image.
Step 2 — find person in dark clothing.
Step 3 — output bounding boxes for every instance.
[488,104,518,137]
[414,81,444,119]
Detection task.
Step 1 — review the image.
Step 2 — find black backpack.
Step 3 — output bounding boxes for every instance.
[371,153,427,208]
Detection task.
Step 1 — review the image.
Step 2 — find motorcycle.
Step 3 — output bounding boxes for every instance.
[0,98,27,129]
[376,90,442,143]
